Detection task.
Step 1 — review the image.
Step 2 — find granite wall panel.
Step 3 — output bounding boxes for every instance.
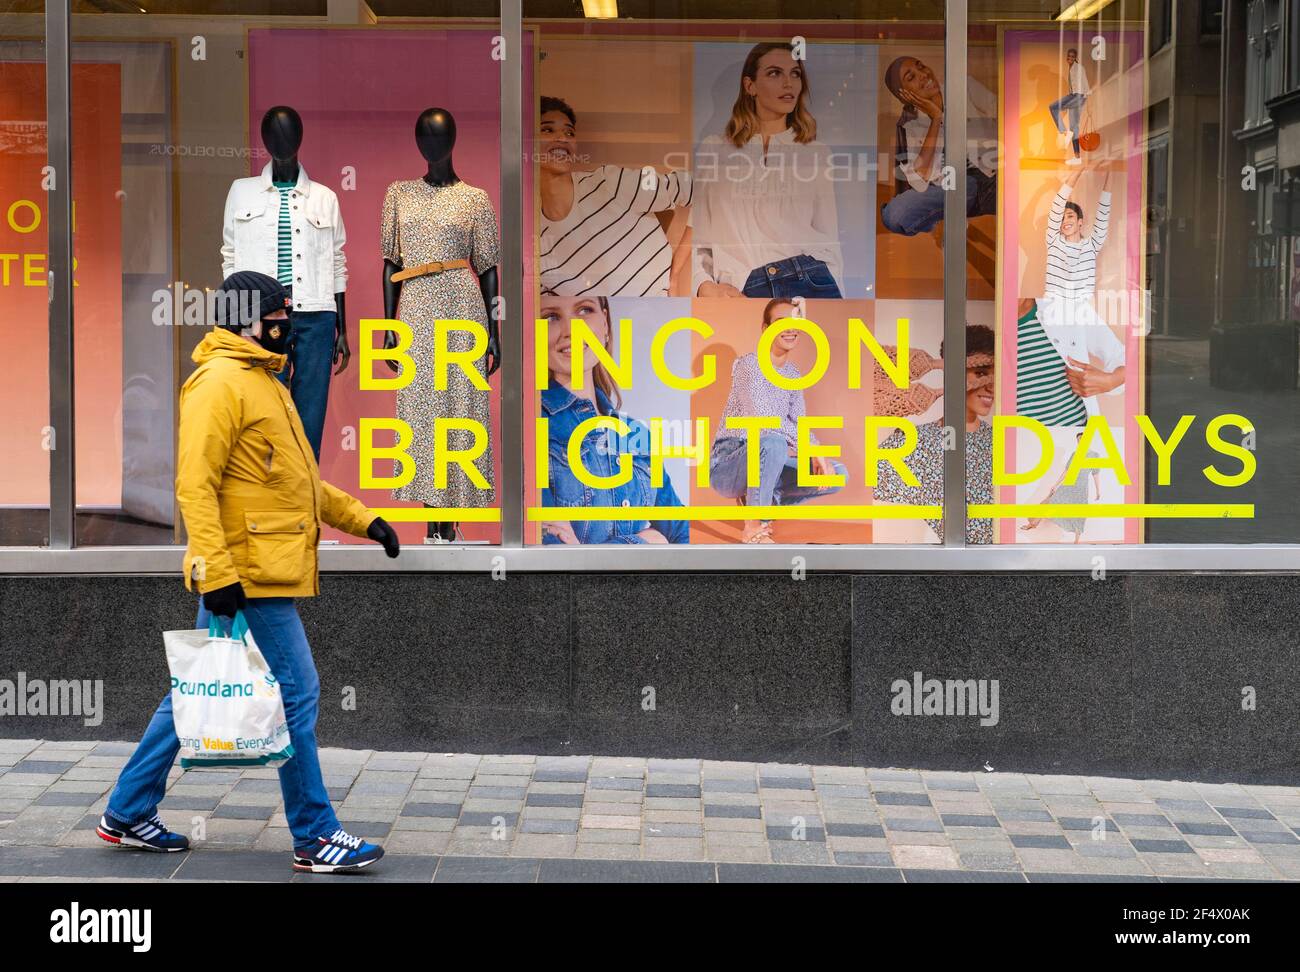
[568,574,852,763]
[0,571,1294,783]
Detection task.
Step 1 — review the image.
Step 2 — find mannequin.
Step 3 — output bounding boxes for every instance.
[221,106,350,459]
[262,107,351,374]
[383,107,502,542]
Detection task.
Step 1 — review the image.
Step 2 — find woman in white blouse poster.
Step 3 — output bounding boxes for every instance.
[690,42,848,300]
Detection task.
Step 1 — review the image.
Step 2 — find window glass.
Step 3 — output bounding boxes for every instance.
[523,3,951,547]
[973,0,1300,544]
[39,0,1300,556]
[69,3,504,546]
[0,3,48,546]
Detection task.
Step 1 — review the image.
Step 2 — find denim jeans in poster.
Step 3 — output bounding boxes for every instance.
[710,433,847,509]
[1049,92,1087,154]
[276,309,336,459]
[106,596,338,847]
[741,253,843,300]
[880,166,997,237]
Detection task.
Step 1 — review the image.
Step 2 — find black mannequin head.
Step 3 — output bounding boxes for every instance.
[416,107,456,163]
[416,108,459,185]
[260,106,303,162]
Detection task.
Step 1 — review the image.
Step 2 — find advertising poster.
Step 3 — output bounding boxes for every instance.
[0,61,123,509]
[531,26,910,546]
[997,28,1146,545]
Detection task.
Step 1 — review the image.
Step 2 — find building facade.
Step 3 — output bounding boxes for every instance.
[0,0,1296,783]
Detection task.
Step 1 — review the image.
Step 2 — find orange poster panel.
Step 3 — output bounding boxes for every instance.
[0,62,123,507]
[873,41,997,301]
[689,298,876,545]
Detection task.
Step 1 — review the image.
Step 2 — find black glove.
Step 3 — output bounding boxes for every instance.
[367,517,400,558]
[204,581,246,619]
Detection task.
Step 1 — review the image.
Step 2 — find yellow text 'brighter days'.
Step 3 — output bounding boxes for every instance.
[356,315,1257,499]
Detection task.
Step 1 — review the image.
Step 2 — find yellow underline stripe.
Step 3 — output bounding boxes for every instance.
[527,504,1254,522]
[971,504,1255,519]
[530,505,938,521]
[372,507,502,522]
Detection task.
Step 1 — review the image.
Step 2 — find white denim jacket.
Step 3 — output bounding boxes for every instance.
[221,163,347,312]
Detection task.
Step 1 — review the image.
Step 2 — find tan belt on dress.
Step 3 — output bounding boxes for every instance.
[390,259,472,283]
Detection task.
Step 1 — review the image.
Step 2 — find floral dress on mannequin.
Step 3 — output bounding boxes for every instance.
[380,179,500,508]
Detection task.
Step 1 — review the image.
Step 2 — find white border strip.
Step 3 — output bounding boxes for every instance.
[2,544,1299,573]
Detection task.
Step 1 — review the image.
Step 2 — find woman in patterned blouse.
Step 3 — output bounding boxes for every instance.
[874,324,996,543]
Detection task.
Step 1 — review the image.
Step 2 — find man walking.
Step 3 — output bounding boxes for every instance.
[98,270,401,873]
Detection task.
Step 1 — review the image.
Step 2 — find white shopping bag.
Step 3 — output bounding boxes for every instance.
[164,610,294,769]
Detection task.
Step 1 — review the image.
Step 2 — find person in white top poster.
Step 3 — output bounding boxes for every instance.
[1036,160,1125,417]
[538,97,693,298]
[1048,47,1092,165]
[691,42,845,299]
[880,55,998,238]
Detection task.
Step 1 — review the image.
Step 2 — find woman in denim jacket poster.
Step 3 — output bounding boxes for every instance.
[539,293,690,545]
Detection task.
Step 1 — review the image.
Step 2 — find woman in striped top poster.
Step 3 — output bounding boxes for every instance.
[538,97,693,298]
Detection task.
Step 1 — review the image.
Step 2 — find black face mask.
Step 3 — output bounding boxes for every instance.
[257,316,292,355]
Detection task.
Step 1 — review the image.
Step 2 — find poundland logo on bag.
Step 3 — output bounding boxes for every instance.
[171,673,278,699]
[50,902,151,952]
[171,676,253,697]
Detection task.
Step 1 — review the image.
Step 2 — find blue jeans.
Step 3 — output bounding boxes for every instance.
[741,254,842,299]
[106,597,338,847]
[277,309,336,459]
[710,433,847,512]
[1049,93,1087,155]
[880,167,997,237]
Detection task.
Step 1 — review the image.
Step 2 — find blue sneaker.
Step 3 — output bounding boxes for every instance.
[97,811,190,853]
[293,828,384,873]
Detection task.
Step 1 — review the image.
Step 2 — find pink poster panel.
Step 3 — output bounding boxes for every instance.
[999,28,1145,545]
[248,27,530,544]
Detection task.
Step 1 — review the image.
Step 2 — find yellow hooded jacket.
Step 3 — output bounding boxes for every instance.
[178,326,376,598]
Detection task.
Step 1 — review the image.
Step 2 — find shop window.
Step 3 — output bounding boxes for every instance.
[0,6,49,546]
[11,0,1300,559]
[1244,0,1283,128]
[1201,0,1224,36]
[65,5,507,547]
[1151,0,1173,53]
[1291,0,1300,91]
[523,9,959,547]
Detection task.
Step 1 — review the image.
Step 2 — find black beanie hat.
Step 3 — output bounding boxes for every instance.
[213,270,291,330]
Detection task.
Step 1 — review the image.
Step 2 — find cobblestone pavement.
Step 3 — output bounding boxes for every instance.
[1,739,1298,882]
